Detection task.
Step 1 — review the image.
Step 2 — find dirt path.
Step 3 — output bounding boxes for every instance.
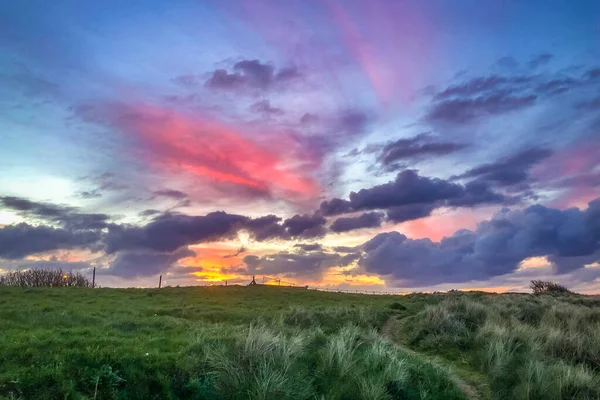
[381,317,490,400]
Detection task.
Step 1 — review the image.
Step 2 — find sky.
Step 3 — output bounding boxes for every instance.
[1,0,599,293]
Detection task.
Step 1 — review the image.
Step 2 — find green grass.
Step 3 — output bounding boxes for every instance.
[2,286,599,399]
[0,286,462,400]
[399,292,600,400]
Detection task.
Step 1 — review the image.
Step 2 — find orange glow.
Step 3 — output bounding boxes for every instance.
[125,105,320,200]
[321,267,386,287]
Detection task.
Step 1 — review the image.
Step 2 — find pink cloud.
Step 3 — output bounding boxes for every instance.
[85,103,323,203]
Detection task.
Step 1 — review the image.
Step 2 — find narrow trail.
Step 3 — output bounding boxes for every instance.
[381,316,491,400]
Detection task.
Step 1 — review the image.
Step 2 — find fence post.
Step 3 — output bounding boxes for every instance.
[92,267,96,288]
[158,275,162,289]
[225,280,227,286]
[278,279,281,286]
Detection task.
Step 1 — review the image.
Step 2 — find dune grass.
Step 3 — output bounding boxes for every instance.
[401,292,600,400]
[0,286,462,399]
[2,286,599,399]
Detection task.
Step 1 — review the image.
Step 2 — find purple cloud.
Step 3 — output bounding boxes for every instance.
[205,59,302,92]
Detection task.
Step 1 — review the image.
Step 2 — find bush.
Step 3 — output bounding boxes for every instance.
[0,269,93,287]
[530,280,571,295]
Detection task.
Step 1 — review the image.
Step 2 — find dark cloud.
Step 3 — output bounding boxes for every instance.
[0,223,101,259]
[104,210,326,255]
[496,56,518,69]
[585,68,600,81]
[576,96,600,110]
[60,213,112,231]
[107,247,195,278]
[528,53,553,69]
[300,113,319,125]
[350,170,464,210]
[359,198,600,286]
[152,189,189,200]
[333,245,360,253]
[77,190,102,199]
[205,59,301,91]
[446,181,508,207]
[172,74,199,87]
[319,198,353,216]
[1,196,74,217]
[386,203,436,223]
[338,110,370,136]
[433,76,533,100]
[244,215,287,241]
[104,211,248,253]
[294,243,324,252]
[249,99,284,116]
[452,147,552,187]
[282,213,327,239]
[427,93,537,124]
[223,246,246,258]
[376,133,467,171]
[330,212,385,233]
[76,173,128,199]
[139,209,161,217]
[0,196,111,230]
[242,250,353,278]
[425,63,598,124]
[536,77,580,95]
[322,170,506,224]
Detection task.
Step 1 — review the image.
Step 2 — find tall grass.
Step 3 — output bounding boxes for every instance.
[404,293,600,399]
[200,323,465,400]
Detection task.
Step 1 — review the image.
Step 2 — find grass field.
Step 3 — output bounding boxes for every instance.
[0,286,599,399]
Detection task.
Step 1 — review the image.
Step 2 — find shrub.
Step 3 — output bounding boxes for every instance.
[0,269,93,287]
[530,280,571,295]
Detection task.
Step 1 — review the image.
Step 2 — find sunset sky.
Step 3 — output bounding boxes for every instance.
[1,0,599,293]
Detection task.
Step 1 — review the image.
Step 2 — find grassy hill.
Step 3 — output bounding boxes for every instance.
[0,286,599,399]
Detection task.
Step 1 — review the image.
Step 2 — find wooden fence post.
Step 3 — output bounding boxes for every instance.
[158,275,162,289]
[92,267,96,288]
